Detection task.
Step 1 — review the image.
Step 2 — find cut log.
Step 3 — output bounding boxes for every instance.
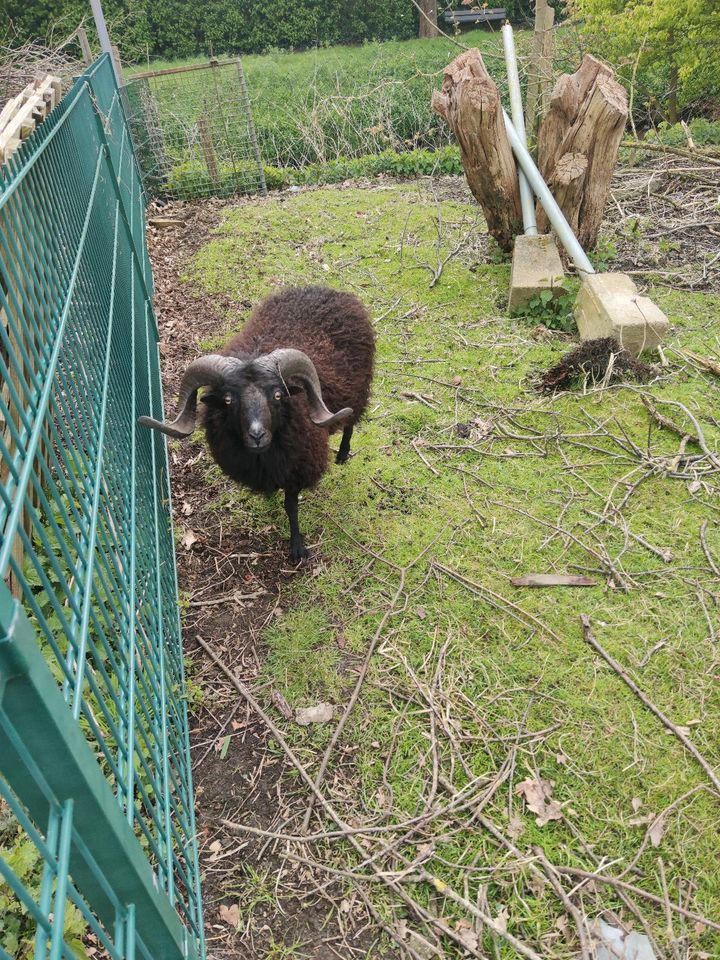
[537,55,612,181]
[432,49,521,251]
[536,65,628,250]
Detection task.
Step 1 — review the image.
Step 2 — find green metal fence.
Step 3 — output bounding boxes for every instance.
[0,55,204,960]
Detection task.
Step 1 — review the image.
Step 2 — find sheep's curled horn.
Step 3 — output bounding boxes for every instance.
[138,349,353,439]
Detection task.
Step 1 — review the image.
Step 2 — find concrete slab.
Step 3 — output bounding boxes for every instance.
[574,273,669,356]
[508,234,565,312]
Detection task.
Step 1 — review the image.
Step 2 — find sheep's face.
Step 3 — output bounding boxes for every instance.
[201,366,292,453]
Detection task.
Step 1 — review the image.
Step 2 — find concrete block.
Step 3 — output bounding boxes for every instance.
[508,234,565,312]
[574,272,669,357]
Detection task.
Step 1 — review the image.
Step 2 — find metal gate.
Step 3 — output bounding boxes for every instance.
[0,55,204,960]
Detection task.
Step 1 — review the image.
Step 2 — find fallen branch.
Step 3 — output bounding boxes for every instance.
[557,865,720,933]
[580,615,720,793]
[195,631,546,960]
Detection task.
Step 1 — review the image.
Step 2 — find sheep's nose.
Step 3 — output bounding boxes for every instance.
[248,426,267,446]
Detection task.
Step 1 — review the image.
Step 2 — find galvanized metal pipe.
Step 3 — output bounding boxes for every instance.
[89,0,122,86]
[501,24,537,236]
[502,110,596,275]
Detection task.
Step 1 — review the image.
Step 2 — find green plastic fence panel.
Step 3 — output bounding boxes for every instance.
[0,55,204,960]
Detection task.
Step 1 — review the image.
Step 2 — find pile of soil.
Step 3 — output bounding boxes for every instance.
[538,337,656,391]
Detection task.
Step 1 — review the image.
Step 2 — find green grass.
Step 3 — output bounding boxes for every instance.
[127,29,535,168]
[185,182,720,957]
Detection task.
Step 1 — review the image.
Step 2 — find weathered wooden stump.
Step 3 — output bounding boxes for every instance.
[432,49,522,252]
[536,55,628,250]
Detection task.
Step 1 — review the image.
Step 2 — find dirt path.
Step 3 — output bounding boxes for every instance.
[147,196,388,959]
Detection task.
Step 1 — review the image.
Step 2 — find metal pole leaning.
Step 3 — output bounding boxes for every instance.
[502,108,595,276]
[502,24,537,237]
[89,0,123,86]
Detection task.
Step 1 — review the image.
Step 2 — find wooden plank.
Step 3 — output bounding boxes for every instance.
[525,0,555,136]
[130,58,235,81]
[76,27,93,65]
[510,574,597,587]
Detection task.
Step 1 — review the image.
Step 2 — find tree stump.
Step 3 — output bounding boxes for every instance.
[536,56,628,250]
[432,49,522,252]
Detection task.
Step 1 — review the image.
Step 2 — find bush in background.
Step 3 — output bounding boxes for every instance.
[570,0,720,122]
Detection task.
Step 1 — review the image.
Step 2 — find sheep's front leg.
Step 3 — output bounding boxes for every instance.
[284,489,308,561]
[336,426,354,464]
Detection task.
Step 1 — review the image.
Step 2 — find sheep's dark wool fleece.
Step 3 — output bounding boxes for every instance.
[538,337,655,392]
[202,285,375,498]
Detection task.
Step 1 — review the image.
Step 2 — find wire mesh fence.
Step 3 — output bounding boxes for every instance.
[0,54,204,960]
[125,59,267,201]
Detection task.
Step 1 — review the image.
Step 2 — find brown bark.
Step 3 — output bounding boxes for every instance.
[537,54,612,180]
[418,0,440,38]
[536,62,628,250]
[431,49,522,251]
[537,152,587,237]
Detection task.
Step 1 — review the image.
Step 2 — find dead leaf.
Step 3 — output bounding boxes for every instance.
[452,375,462,386]
[206,839,223,861]
[181,500,194,516]
[648,816,665,848]
[218,903,240,928]
[271,690,293,720]
[295,703,335,725]
[629,813,655,827]
[181,529,200,551]
[631,797,643,813]
[694,921,707,935]
[515,777,562,826]
[415,606,427,620]
[454,918,478,951]
[510,573,596,587]
[508,813,524,840]
[494,907,509,933]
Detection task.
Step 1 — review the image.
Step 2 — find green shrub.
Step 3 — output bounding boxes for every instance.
[165,146,463,199]
[570,0,720,120]
[644,118,720,147]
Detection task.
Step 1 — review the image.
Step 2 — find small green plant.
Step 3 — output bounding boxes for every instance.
[589,235,618,271]
[511,284,576,332]
[0,827,89,959]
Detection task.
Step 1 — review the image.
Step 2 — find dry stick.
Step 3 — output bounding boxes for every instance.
[432,562,565,645]
[301,529,448,832]
[556,866,720,934]
[533,847,592,960]
[700,519,720,578]
[195,637,543,960]
[621,138,720,166]
[641,394,701,444]
[579,615,720,793]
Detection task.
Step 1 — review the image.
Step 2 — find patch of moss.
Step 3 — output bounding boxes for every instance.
[187,182,720,956]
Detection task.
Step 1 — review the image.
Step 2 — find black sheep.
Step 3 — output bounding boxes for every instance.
[139,286,375,560]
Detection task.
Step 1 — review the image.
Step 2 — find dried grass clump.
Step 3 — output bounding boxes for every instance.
[538,337,655,391]
[0,37,85,102]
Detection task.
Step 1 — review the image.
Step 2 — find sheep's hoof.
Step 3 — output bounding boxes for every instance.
[290,540,309,562]
[335,449,351,465]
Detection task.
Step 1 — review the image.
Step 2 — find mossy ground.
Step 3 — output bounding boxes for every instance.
[185,180,720,957]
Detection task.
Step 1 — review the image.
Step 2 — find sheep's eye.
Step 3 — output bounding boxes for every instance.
[273,390,283,401]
